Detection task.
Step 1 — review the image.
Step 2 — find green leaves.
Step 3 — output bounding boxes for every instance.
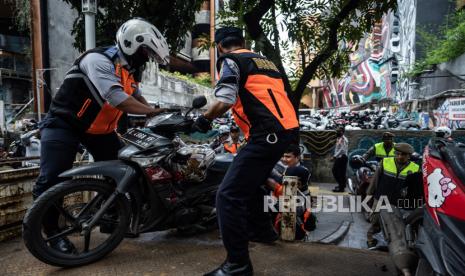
[231,0,396,108]
[411,10,465,76]
[62,0,204,52]
[5,0,31,32]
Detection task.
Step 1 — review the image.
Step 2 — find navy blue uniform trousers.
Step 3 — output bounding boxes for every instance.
[33,117,122,235]
[216,129,298,263]
[33,119,121,197]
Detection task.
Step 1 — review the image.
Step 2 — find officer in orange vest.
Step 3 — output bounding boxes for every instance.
[192,27,299,276]
[223,125,242,154]
[33,18,169,253]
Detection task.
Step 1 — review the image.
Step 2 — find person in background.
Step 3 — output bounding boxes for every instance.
[210,125,231,153]
[365,143,421,248]
[363,132,395,161]
[332,127,348,192]
[266,144,315,240]
[223,125,243,154]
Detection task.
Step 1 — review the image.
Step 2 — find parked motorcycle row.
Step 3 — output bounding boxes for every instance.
[299,109,422,131]
[0,119,41,168]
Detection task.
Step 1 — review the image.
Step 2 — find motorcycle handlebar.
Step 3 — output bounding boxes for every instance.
[165,108,182,113]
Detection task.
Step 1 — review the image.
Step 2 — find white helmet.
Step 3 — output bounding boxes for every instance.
[434,126,452,138]
[218,125,230,135]
[116,18,170,66]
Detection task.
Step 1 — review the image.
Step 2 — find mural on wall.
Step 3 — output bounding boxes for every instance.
[321,13,396,108]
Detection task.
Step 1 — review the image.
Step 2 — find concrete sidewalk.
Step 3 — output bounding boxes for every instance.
[0,230,395,275]
[306,183,371,249]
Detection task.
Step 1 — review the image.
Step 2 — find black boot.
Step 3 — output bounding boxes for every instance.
[204,260,253,276]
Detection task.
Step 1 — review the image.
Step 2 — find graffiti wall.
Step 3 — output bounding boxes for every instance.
[322,13,397,108]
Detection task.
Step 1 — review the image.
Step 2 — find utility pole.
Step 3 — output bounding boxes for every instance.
[30,0,44,120]
[82,0,97,50]
[210,0,216,86]
[35,68,56,121]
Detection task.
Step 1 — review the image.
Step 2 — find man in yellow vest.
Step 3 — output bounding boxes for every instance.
[365,143,421,248]
[363,132,396,161]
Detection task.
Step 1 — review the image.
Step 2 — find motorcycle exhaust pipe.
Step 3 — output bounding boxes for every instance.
[347,178,355,194]
[380,208,418,276]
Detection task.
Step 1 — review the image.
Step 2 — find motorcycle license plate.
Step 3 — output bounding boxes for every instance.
[122,129,160,149]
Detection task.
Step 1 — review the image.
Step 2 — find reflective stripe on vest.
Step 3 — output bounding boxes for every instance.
[86,63,137,134]
[375,142,396,159]
[382,157,420,180]
[375,157,420,204]
[219,49,298,139]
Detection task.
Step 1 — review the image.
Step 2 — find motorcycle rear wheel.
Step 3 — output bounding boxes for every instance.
[23,179,130,267]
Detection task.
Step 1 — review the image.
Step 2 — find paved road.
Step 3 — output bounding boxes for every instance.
[0,230,395,275]
[308,183,372,249]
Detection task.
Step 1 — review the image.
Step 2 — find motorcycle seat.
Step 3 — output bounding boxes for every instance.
[440,141,465,184]
[209,153,234,173]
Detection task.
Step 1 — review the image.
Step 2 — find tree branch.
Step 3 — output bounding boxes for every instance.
[291,0,362,109]
[243,0,293,97]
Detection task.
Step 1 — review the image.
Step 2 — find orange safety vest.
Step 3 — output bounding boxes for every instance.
[49,46,138,135]
[87,64,137,134]
[217,49,298,139]
[223,141,240,154]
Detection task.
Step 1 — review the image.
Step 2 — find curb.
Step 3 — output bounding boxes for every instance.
[317,221,351,245]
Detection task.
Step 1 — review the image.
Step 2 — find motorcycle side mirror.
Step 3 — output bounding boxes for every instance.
[192,96,207,109]
[185,96,207,118]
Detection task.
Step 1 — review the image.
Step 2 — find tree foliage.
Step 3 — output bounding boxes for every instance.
[62,0,205,52]
[410,10,465,76]
[5,0,31,31]
[220,0,397,109]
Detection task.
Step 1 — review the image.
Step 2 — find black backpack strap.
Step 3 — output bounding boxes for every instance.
[74,46,116,66]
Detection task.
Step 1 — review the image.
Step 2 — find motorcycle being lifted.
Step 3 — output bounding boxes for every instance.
[22,96,233,267]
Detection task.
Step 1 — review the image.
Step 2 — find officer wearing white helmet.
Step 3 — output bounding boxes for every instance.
[33,18,169,254]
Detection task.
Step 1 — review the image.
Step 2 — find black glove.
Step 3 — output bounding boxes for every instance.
[192,115,212,133]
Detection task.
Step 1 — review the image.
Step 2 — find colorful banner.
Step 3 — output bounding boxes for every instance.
[449,97,465,121]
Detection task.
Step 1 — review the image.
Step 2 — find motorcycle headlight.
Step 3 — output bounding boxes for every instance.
[146,113,174,128]
[130,154,165,167]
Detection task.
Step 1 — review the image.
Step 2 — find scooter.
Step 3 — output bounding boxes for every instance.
[415,138,465,275]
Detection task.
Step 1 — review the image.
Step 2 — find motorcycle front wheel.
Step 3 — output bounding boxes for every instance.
[23,179,130,267]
